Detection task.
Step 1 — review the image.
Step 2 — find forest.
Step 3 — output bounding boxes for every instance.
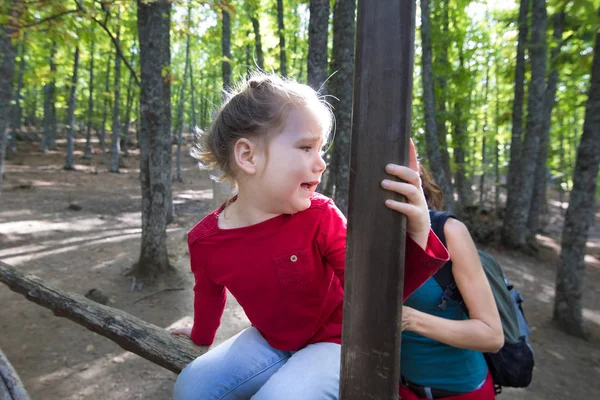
[1,0,599,399]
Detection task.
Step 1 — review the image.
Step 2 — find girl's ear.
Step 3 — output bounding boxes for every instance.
[233,138,258,175]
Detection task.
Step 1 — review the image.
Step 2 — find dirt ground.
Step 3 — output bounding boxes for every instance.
[1,138,600,400]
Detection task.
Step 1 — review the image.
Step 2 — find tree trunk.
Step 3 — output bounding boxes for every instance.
[435,0,452,188]
[0,1,21,190]
[176,3,192,183]
[453,48,473,209]
[420,0,455,213]
[83,38,95,160]
[527,10,565,239]
[307,0,330,92]
[122,51,135,158]
[213,10,234,209]
[189,65,197,130]
[222,10,232,90]
[8,36,26,156]
[503,0,529,231]
[64,47,80,171]
[479,65,490,206]
[41,41,58,152]
[325,0,355,215]
[503,0,547,248]
[250,15,264,70]
[100,54,112,165]
[110,13,122,174]
[0,261,204,374]
[553,24,600,337]
[133,0,174,282]
[277,0,287,77]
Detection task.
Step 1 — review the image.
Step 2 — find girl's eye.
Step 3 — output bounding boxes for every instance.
[300,146,312,152]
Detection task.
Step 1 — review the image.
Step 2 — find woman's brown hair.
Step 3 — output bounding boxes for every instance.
[420,165,444,210]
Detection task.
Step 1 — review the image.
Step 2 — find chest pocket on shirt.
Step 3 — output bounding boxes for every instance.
[273,249,316,293]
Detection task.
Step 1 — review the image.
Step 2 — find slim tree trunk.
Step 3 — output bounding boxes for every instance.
[307,0,330,92]
[213,10,234,208]
[189,60,197,130]
[503,0,529,228]
[83,38,95,159]
[110,13,122,173]
[494,57,501,212]
[250,14,264,70]
[133,0,174,281]
[122,51,135,158]
[420,0,455,213]
[527,10,566,239]
[0,0,22,189]
[64,47,80,171]
[100,54,112,165]
[453,48,473,209]
[503,0,547,248]
[42,41,57,152]
[553,24,600,337]
[435,0,452,187]
[221,10,232,90]
[8,36,26,156]
[176,3,192,183]
[479,65,490,206]
[277,0,287,77]
[325,0,356,215]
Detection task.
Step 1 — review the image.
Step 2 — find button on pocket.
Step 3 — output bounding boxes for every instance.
[273,249,315,293]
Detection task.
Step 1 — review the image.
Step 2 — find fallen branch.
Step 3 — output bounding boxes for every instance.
[0,348,31,400]
[0,261,206,374]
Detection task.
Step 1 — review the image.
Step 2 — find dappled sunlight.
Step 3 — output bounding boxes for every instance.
[34,349,151,394]
[0,216,111,235]
[175,189,213,201]
[534,283,555,304]
[0,228,152,266]
[0,209,33,220]
[583,308,600,328]
[548,198,569,211]
[166,315,195,330]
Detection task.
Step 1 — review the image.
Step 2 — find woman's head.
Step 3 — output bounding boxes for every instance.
[191,73,333,185]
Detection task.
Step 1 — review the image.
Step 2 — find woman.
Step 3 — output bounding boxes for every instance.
[398,167,503,400]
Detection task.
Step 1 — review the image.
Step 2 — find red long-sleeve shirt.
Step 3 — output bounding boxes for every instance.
[188,193,448,351]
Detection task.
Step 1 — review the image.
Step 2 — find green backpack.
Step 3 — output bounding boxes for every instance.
[429,210,534,394]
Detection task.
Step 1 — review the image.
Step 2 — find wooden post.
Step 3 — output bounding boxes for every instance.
[340,1,416,399]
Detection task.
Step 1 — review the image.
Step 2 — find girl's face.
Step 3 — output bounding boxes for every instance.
[252,107,327,214]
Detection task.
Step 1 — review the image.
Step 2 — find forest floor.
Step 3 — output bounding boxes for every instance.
[1,138,600,400]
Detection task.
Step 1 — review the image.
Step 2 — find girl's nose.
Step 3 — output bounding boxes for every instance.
[315,152,327,173]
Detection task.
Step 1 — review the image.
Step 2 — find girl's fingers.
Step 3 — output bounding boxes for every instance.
[381,180,424,206]
[385,164,421,187]
[384,199,420,218]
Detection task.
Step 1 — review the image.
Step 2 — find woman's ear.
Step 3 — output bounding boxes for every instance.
[233,138,258,175]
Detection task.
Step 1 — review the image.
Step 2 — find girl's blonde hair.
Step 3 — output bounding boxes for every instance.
[191,73,333,184]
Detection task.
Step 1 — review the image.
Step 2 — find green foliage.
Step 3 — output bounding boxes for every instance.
[4,0,595,197]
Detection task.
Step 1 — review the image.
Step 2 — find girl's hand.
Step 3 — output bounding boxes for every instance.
[381,139,430,249]
[169,327,192,338]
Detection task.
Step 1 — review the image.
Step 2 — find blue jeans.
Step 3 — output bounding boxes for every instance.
[173,327,341,400]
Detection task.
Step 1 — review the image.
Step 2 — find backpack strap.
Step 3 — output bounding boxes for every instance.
[429,210,464,311]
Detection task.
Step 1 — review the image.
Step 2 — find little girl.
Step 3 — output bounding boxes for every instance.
[171,73,449,400]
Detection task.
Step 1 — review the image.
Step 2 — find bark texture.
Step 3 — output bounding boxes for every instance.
[553,23,600,338]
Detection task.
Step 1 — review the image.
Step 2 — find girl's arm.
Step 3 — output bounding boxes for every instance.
[402,218,504,353]
[170,248,227,347]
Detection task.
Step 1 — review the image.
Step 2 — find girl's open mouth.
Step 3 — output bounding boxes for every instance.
[301,181,319,191]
